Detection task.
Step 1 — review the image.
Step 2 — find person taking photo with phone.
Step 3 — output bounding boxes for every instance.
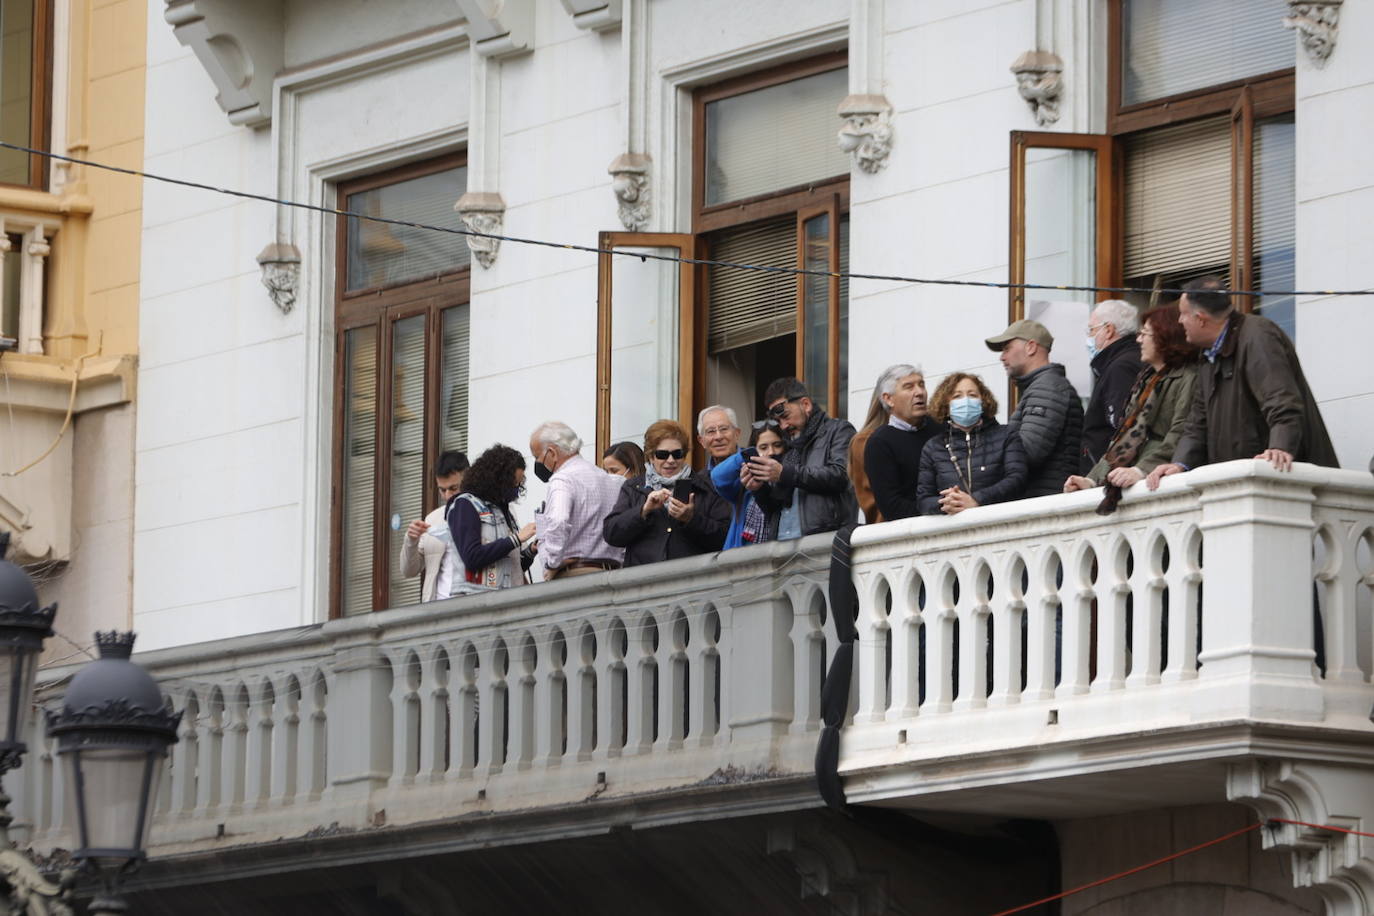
[603,419,731,567]
[712,419,787,549]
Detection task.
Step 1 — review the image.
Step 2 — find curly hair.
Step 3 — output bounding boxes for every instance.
[644,419,690,454]
[928,372,998,424]
[1142,303,1199,370]
[459,444,526,506]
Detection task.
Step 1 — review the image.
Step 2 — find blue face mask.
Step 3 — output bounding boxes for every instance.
[1085,335,1099,360]
[949,396,983,428]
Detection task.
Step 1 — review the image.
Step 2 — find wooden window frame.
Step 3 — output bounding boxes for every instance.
[329,154,471,619]
[796,193,842,415]
[594,231,701,460]
[2,0,54,190]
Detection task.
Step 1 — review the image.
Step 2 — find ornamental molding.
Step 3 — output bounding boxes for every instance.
[558,0,623,31]
[608,153,651,231]
[163,0,284,128]
[0,849,73,916]
[1284,0,1343,68]
[454,0,533,58]
[837,95,893,174]
[455,191,506,269]
[256,243,301,314]
[767,820,889,916]
[1010,50,1064,126]
[1228,759,1374,913]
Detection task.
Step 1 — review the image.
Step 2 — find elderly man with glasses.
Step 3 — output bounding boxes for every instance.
[743,377,858,539]
[696,405,742,468]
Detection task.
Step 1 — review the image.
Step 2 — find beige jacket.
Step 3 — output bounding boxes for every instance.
[399,504,448,602]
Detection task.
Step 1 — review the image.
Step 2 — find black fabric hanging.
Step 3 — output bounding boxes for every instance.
[815,522,859,810]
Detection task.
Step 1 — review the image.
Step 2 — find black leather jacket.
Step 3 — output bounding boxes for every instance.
[757,408,858,536]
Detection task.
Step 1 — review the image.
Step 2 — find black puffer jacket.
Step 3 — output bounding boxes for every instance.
[916,418,1028,516]
[756,408,858,535]
[602,469,731,568]
[1009,363,1083,497]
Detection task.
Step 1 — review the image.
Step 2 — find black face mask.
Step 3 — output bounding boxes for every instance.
[533,459,553,483]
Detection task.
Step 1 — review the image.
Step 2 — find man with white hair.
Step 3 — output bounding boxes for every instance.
[1082,299,1144,471]
[696,405,741,467]
[860,364,938,522]
[529,421,625,580]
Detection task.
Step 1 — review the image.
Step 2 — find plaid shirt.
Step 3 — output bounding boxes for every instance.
[536,455,626,569]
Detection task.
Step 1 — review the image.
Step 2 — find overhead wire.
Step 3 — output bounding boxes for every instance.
[1,140,1370,300]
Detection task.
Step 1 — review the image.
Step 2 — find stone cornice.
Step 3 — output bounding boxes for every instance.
[0,354,136,414]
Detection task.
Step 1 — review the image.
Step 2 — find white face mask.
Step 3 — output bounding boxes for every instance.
[1085,335,1099,360]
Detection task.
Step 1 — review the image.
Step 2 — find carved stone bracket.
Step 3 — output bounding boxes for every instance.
[454,0,534,59]
[1228,759,1374,914]
[836,94,893,175]
[608,153,651,231]
[1284,0,1343,68]
[768,820,890,916]
[558,0,623,31]
[455,192,506,269]
[1010,50,1064,126]
[163,0,285,128]
[256,243,301,314]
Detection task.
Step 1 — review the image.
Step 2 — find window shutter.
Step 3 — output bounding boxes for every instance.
[1123,116,1231,284]
[1122,0,1294,105]
[707,216,796,354]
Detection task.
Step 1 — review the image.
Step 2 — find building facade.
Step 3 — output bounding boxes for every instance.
[11,0,1374,913]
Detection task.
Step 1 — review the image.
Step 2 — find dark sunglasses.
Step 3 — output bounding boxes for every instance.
[766,396,802,419]
[652,448,686,460]
[751,418,780,431]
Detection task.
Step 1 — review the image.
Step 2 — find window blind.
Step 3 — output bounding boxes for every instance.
[345,166,469,292]
[1122,0,1294,105]
[707,216,795,354]
[1123,116,1231,284]
[388,315,427,608]
[441,305,470,455]
[341,325,378,617]
[704,67,849,206]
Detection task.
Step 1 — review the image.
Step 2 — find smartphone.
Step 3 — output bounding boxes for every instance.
[740,446,759,461]
[672,479,694,502]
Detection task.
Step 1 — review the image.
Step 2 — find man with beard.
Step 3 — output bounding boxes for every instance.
[744,377,857,538]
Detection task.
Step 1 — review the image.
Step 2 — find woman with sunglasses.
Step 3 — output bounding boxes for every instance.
[603,419,731,567]
[711,419,788,549]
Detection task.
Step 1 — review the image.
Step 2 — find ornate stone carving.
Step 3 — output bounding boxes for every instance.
[768,820,889,916]
[558,0,622,31]
[256,243,301,314]
[1284,0,1342,67]
[455,192,506,270]
[836,94,893,174]
[163,0,285,127]
[0,849,74,916]
[608,153,651,231]
[455,0,533,58]
[1010,50,1064,126]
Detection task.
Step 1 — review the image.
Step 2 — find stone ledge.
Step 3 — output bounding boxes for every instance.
[0,353,136,414]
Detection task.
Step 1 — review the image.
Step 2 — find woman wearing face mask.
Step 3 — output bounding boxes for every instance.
[447,444,537,589]
[603,419,731,567]
[1063,303,1200,514]
[917,373,1028,516]
[711,419,788,549]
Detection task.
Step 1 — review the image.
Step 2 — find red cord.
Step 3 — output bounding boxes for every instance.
[988,818,1374,915]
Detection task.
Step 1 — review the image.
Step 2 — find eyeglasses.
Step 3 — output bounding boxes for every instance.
[652,448,686,461]
[701,426,735,437]
[766,397,802,419]
[1088,323,1108,335]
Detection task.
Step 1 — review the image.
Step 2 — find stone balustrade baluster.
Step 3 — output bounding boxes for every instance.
[389,652,421,787]
[592,619,626,761]
[953,560,990,712]
[687,607,720,748]
[655,611,686,752]
[416,648,450,784]
[1160,525,1201,683]
[567,626,596,761]
[533,627,566,769]
[506,636,537,770]
[170,693,200,815]
[476,640,508,776]
[1057,544,1093,698]
[1127,530,1166,688]
[221,688,249,814]
[244,682,275,808]
[854,573,890,724]
[988,554,1025,708]
[624,613,657,756]
[924,567,956,713]
[1093,536,1132,693]
[887,569,922,720]
[270,678,300,806]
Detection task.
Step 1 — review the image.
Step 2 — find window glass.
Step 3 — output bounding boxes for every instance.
[1,234,20,340]
[388,314,427,607]
[802,212,831,411]
[1122,0,1293,105]
[0,0,35,185]
[441,305,470,454]
[341,326,378,618]
[707,216,795,353]
[345,167,469,292]
[705,67,849,205]
[1253,114,1295,338]
[609,249,680,446]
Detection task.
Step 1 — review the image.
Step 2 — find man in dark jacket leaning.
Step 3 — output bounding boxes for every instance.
[1082,299,1144,472]
[1146,275,1338,489]
[986,319,1084,498]
[746,377,857,537]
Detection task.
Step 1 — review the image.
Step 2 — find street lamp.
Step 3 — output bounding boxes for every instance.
[47,632,181,915]
[0,531,71,914]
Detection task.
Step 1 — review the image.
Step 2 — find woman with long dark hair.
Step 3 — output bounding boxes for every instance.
[712,419,788,549]
[447,444,536,589]
[1064,303,1200,514]
[601,441,645,479]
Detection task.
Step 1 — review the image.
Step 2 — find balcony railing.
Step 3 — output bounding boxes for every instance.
[12,461,1374,906]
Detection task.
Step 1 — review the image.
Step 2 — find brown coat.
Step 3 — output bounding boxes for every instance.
[1173,311,1338,470]
[849,426,880,523]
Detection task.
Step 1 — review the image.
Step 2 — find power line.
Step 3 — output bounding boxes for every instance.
[4,140,1371,300]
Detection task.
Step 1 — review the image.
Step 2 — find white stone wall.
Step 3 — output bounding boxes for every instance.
[1295,0,1374,471]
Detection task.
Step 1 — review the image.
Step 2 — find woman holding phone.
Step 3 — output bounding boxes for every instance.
[603,419,731,567]
[916,373,1028,516]
[712,419,788,549]
[447,444,538,589]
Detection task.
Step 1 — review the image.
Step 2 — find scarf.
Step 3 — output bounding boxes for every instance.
[1095,367,1164,515]
[741,495,770,544]
[644,463,693,491]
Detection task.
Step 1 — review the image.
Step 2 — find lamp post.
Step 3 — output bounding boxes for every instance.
[47,632,180,915]
[0,532,71,915]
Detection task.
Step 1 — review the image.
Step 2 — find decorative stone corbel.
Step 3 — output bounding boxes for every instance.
[558,0,623,31]
[256,243,301,314]
[836,95,893,174]
[1010,50,1064,126]
[163,0,285,127]
[454,0,534,59]
[1284,0,1342,68]
[608,153,651,231]
[455,192,506,270]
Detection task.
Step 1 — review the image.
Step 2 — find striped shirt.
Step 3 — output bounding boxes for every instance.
[536,455,626,569]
